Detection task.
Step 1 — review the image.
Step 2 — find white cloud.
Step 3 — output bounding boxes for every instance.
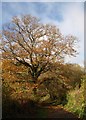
[58,3,84,66]
[39,3,84,66]
[59,3,84,35]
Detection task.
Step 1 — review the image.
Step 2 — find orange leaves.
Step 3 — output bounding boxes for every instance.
[2,59,27,82]
[32,47,43,54]
[2,51,11,58]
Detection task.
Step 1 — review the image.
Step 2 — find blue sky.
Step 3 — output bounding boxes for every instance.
[1,2,84,66]
[2,2,64,24]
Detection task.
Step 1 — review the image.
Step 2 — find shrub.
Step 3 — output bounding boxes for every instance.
[64,79,85,119]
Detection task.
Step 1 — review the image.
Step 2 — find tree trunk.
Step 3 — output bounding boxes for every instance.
[31,76,38,95]
[33,87,37,95]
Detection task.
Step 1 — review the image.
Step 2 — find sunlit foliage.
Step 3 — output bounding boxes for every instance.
[1,15,78,85]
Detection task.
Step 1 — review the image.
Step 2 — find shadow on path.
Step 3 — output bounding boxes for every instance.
[44,106,81,119]
[2,102,82,119]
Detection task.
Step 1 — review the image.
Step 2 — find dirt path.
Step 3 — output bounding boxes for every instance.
[44,106,81,119]
[3,105,82,119]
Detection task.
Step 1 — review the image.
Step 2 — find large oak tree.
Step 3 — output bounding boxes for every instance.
[1,15,78,90]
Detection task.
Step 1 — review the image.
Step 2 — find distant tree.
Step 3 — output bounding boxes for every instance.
[1,15,78,93]
[58,63,84,88]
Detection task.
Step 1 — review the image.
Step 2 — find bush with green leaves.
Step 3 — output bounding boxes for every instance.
[64,78,85,119]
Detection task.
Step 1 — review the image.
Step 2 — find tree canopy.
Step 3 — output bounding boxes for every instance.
[1,15,78,84]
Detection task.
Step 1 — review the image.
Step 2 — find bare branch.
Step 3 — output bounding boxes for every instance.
[1,15,78,83]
